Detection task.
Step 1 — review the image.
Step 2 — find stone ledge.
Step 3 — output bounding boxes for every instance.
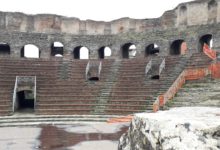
[119,107,220,150]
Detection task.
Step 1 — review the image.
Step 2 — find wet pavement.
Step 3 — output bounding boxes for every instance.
[0,122,129,150]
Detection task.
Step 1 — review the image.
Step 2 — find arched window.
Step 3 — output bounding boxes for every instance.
[199,34,213,52]
[98,46,112,59]
[0,43,10,55]
[121,43,136,59]
[21,44,40,58]
[145,43,160,56]
[170,39,187,55]
[51,41,64,57]
[73,46,89,59]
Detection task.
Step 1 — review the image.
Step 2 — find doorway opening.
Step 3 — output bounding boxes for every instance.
[16,90,35,113]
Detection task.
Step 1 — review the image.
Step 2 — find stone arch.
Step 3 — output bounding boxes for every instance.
[51,41,64,57]
[0,43,10,56]
[145,43,160,56]
[170,39,187,55]
[121,43,136,59]
[199,34,213,52]
[73,46,89,59]
[21,44,40,58]
[98,46,112,59]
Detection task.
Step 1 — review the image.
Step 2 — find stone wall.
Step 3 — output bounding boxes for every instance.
[0,0,220,59]
[0,0,219,35]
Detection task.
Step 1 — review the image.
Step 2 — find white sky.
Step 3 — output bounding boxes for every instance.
[0,0,193,21]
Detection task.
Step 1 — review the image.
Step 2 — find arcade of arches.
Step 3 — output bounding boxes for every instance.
[0,34,214,59]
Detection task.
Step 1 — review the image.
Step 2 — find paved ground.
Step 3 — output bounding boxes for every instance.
[0,122,129,150]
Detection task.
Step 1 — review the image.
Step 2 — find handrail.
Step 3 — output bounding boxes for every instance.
[85,61,90,80]
[98,61,102,79]
[145,59,152,75]
[153,70,185,112]
[159,58,165,75]
[12,76,18,112]
[203,43,216,60]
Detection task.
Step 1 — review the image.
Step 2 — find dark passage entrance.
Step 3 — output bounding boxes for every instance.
[170,40,185,55]
[16,90,34,112]
[145,44,160,56]
[121,43,136,59]
[0,43,10,55]
[98,47,105,59]
[199,34,212,52]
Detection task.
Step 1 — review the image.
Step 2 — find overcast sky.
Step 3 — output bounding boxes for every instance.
[0,0,193,21]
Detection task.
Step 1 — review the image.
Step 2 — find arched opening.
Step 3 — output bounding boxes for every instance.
[145,44,160,56]
[199,34,213,52]
[51,42,64,57]
[21,44,40,58]
[73,46,89,59]
[121,43,136,59]
[98,46,112,59]
[0,43,10,55]
[16,90,34,112]
[170,39,187,55]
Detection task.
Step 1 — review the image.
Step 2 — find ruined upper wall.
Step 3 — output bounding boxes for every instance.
[0,0,219,35]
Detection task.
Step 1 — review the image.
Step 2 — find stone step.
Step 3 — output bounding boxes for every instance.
[0,114,121,127]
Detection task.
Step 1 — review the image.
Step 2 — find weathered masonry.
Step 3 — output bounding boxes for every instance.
[0,0,220,116]
[0,0,219,59]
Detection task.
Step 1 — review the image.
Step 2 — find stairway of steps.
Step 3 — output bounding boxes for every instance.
[144,55,189,107]
[36,59,115,115]
[93,59,121,115]
[58,61,70,80]
[164,77,220,109]
[0,52,215,116]
[0,114,121,127]
[105,58,154,115]
[186,52,213,68]
[0,58,60,116]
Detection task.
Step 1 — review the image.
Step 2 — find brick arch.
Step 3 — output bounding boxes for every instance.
[73,46,90,59]
[21,44,40,58]
[170,39,187,55]
[51,41,64,57]
[199,34,212,52]
[145,43,160,56]
[98,46,112,59]
[121,43,136,59]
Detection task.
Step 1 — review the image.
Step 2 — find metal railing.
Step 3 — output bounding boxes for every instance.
[159,58,165,75]
[145,59,152,75]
